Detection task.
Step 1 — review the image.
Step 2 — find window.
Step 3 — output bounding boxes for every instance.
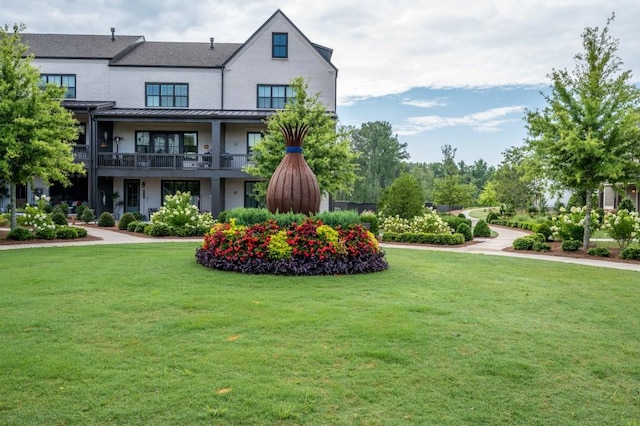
[135,131,198,154]
[247,132,262,156]
[146,83,188,107]
[272,33,288,58]
[257,85,294,109]
[244,181,262,208]
[162,180,200,207]
[40,74,76,98]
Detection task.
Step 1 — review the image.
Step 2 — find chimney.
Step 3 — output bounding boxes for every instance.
[110,27,115,41]
[210,37,214,49]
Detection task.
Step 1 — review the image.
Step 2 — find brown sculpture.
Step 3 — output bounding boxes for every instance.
[266,122,321,215]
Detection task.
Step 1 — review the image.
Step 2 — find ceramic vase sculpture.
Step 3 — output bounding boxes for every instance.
[266,123,321,215]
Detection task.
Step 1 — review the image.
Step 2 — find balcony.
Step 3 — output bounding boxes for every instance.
[96,152,250,170]
[72,145,88,162]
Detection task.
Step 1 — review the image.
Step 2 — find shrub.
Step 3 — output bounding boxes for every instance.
[619,197,636,212]
[131,211,145,221]
[473,220,491,238]
[620,247,640,260]
[533,241,551,252]
[513,237,535,251]
[486,212,499,223]
[118,212,136,230]
[127,221,143,232]
[561,239,582,252]
[551,206,600,241]
[457,213,466,219]
[441,215,472,232]
[602,209,640,249]
[314,210,361,228]
[6,227,33,241]
[56,226,79,239]
[75,204,87,219]
[22,195,55,232]
[530,233,547,243]
[145,223,172,237]
[381,232,465,245]
[97,212,116,227]
[380,210,451,235]
[456,223,473,241]
[53,202,69,216]
[81,208,95,223]
[588,247,610,257]
[536,223,552,241]
[51,211,68,226]
[359,212,379,235]
[75,227,88,238]
[35,227,57,240]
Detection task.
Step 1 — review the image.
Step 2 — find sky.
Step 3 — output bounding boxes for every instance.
[6,0,640,166]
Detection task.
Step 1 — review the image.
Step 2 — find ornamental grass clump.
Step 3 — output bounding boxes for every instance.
[196,218,387,275]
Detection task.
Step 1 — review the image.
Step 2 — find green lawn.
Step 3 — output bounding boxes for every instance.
[1,243,639,425]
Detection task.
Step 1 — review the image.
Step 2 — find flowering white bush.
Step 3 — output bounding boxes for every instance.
[150,191,214,235]
[23,195,55,232]
[550,206,600,241]
[602,209,640,249]
[381,208,452,235]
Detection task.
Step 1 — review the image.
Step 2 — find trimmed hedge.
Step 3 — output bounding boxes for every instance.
[7,227,33,241]
[441,215,472,232]
[456,223,473,241]
[56,226,79,239]
[561,240,582,252]
[513,237,535,251]
[381,232,465,245]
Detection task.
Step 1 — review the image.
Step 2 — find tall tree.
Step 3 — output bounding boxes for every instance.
[349,121,409,203]
[432,174,475,211]
[525,15,640,249]
[0,24,83,229]
[246,77,358,202]
[377,173,424,219]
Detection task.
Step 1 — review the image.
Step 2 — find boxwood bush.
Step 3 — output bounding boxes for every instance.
[587,247,610,257]
[620,247,640,260]
[512,237,535,251]
[561,239,582,252]
[97,212,116,227]
[118,212,136,230]
[456,223,473,241]
[52,212,68,226]
[472,220,491,238]
[7,227,33,241]
[55,226,79,239]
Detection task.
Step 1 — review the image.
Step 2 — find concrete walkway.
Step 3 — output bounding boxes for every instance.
[2,222,640,272]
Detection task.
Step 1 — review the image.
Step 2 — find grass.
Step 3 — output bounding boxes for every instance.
[1,243,640,425]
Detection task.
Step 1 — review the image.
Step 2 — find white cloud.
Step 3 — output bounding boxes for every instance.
[396,105,525,135]
[401,98,448,109]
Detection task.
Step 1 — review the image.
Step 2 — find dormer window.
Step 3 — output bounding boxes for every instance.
[272,33,288,58]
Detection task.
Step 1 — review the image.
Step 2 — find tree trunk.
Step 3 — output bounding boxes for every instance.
[582,188,593,250]
[10,182,17,230]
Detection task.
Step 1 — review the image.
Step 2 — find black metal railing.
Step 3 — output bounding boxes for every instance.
[96,152,250,170]
[72,145,89,162]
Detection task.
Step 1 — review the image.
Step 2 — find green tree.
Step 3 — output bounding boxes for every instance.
[245,77,358,202]
[0,24,83,229]
[377,173,424,219]
[350,121,409,203]
[525,15,640,249]
[431,174,475,211]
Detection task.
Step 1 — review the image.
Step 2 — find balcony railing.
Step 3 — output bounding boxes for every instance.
[72,145,88,162]
[96,152,250,170]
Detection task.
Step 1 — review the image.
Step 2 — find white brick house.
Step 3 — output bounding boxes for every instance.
[19,10,337,218]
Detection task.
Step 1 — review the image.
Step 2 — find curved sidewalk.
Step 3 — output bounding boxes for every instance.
[2,224,640,272]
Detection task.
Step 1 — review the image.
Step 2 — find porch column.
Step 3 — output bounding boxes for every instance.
[211,120,222,169]
[210,176,223,218]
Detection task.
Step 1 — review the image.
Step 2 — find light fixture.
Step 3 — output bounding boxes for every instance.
[141,181,145,188]
[103,130,108,141]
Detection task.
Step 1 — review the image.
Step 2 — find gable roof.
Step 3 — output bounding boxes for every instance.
[224,9,337,72]
[21,10,335,70]
[21,34,145,59]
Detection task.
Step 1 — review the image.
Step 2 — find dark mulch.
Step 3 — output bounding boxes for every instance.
[503,241,640,265]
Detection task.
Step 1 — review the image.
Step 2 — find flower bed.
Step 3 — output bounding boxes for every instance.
[195,218,388,275]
